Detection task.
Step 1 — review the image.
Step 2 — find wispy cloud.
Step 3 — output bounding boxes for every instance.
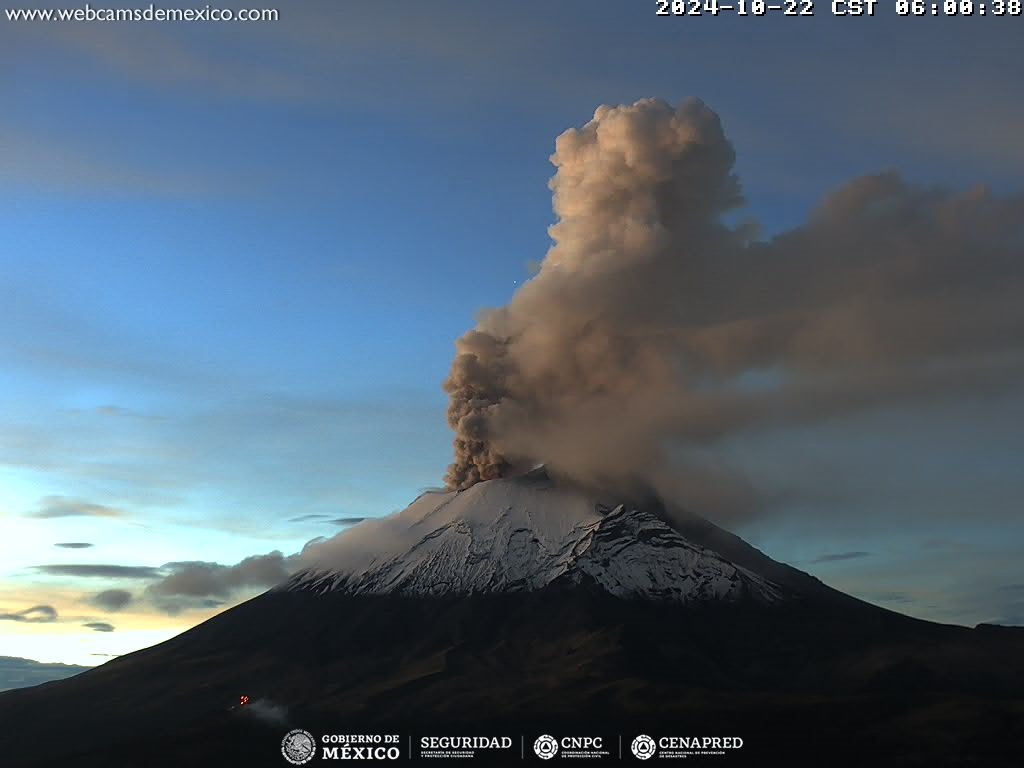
[82,622,114,633]
[0,352,443,538]
[289,512,369,527]
[35,565,161,579]
[54,542,94,549]
[38,22,308,103]
[29,497,122,519]
[842,69,1024,175]
[5,4,548,109]
[0,125,224,198]
[811,551,872,564]
[0,605,58,623]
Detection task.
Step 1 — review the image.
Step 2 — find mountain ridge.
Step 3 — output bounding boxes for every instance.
[284,473,791,604]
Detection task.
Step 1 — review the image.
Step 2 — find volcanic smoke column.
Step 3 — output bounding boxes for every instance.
[443,97,1024,504]
[443,99,744,491]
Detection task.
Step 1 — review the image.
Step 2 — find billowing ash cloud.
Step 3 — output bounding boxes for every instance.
[444,98,1024,516]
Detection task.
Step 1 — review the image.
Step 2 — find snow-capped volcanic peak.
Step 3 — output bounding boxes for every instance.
[284,471,787,604]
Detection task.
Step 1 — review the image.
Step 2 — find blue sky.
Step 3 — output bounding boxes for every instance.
[1,2,1022,668]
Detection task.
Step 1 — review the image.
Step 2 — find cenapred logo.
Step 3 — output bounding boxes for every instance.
[631,734,656,760]
[282,729,317,765]
[534,734,559,760]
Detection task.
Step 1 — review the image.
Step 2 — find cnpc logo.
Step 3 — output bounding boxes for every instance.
[534,735,605,759]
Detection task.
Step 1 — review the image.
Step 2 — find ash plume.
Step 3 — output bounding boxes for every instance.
[443,98,1024,516]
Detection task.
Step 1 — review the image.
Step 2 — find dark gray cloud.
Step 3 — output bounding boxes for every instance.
[83,622,114,632]
[0,657,90,693]
[54,542,94,549]
[88,589,133,612]
[35,565,161,579]
[289,514,366,526]
[36,553,289,615]
[0,605,58,623]
[444,98,1024,520]
[150,552,290,598]
[329,517,367,527]
[29,496,121,519]
[811,551,872,564]
[146,552,294,614]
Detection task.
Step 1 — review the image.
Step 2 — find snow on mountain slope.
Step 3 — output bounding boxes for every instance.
[284,472,788,604]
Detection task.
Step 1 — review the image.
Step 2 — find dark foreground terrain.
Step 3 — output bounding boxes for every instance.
[0,586,1021,767]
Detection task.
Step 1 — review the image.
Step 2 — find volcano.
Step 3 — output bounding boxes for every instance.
[285,469,790,604]
[1,471,1021,767]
